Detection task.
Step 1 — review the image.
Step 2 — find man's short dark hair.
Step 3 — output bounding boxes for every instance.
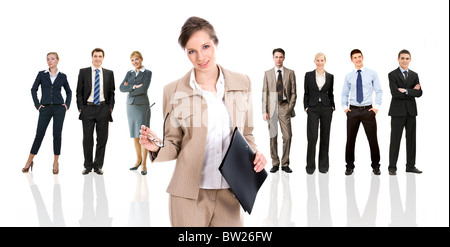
[350,49,363,59]
[92,48,105,57]
[273,48,285,56]
[398,49,411,58]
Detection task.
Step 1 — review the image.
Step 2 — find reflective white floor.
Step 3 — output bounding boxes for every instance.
[1,135,448,227]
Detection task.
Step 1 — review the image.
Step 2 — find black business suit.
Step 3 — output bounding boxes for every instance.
[388,67,422,172]
[30,70,72,155]
[76,67,115,171]
[303,70,335,173]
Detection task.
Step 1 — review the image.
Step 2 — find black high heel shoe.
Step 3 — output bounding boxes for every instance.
[22,161,34,173]
[141,165,147,175]
[130,161,142,171]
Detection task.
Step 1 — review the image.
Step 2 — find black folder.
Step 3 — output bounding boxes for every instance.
[219,127,268,214]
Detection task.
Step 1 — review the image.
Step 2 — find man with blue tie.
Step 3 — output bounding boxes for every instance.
[76,48,115,175]
[341,49,383,176]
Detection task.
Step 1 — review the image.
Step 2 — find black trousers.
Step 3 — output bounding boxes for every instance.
[345,106,380,169]
[30,105,66,155]
[389,116,416,171]
[81,104,110,170]
[306,104,333,173]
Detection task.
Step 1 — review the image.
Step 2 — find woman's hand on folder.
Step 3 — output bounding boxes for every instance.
[253,151,267,173]
[139,125,161,152]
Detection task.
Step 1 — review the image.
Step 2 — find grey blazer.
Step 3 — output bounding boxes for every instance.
[119,69,152,105]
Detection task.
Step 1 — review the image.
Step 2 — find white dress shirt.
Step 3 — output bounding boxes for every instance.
[316,70,326,101]
[274,67,287,100]
[189,68,232,189]
[88,66,105,103]
[45,69,59,84]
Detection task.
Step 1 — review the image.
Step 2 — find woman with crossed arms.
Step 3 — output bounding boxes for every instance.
[120,51,152,175]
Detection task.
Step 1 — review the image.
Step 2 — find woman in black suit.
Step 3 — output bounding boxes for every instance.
[303,53,335,174]
[23,52,72,174]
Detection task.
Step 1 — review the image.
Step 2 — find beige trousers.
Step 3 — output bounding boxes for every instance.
[169,189,243,227]
[268,102,292,167]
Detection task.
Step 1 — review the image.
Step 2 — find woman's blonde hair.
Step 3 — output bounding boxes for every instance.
[315,52,326,61]
[130,51,143,59]
[47,52,59,60]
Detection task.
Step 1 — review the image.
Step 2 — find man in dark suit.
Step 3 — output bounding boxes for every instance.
[262,48,297,173]
[76,48,115,175]
[388,49,423,175]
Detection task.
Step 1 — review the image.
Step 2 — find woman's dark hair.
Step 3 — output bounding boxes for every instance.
[178,16,219,49]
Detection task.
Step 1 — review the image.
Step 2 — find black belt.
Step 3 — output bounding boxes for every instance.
[87,101,106,106]
[280,100,288,104]
[350,104,372,109]
[42,103,62,106]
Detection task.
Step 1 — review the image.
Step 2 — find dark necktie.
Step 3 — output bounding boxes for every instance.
[403,71,408,81]
[94,69,100,105]
[277,70,283,105]
[356,69,363,103]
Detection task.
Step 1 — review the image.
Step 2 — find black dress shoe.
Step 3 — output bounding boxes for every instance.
[270,166,279,173]
[82,169,91,175]
[282,166,292,173]
[94,168,104,175]
[406,167,422,174]
[345,168,354,175]
[389,170,397,175]
[373,168,381,175]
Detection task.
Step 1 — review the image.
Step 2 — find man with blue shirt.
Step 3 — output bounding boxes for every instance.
[341,49,383,175]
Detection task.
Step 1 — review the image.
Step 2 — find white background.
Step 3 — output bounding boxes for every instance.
[0,0,448,227]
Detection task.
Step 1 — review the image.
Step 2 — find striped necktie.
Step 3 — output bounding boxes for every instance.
[94,69,100,105]
[277,70,283,105]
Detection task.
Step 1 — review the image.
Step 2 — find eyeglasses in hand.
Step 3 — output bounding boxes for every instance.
[147,112,169,148]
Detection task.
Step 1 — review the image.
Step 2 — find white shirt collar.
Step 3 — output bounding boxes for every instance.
[44,69,59,75]
[315,70,326,76]
[130,66,146,73]
[91,65,103,72]
[274,66,284,73]
[189,67,225,94]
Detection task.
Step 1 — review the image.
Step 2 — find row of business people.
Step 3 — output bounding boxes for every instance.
[23,48,152,176]
[22,16,422,227]
[260,47,423,177]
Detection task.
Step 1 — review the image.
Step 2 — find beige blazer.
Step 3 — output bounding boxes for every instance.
[151,65,257,200]
[262,67,297,118]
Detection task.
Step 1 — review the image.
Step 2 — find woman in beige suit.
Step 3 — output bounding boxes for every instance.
[139,16,267,227]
